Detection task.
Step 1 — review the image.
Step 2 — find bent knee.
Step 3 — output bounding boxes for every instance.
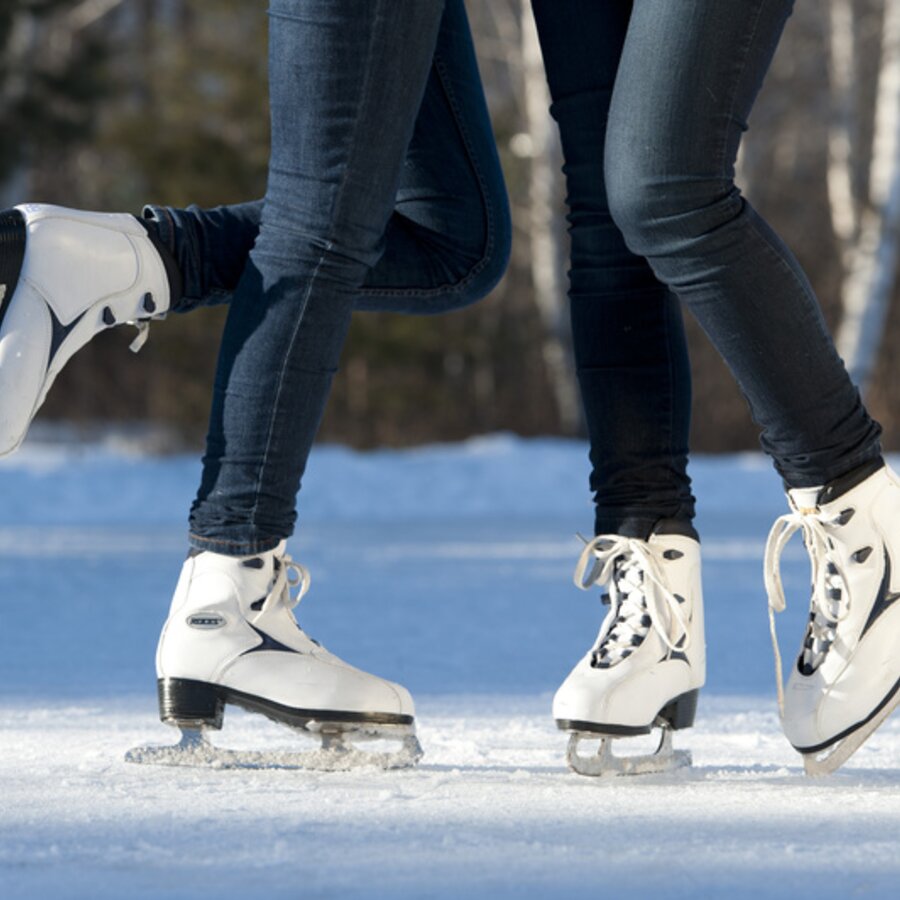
[606,161,744,257]
[438,225,510,312]
[398,194,511,315]
[462,200,512,303]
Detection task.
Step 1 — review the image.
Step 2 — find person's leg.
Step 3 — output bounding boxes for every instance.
[605,0,881,488]
[604,0,892,774]
[189,0,507,554]
[145,0,509,317]
[356,0,510,314]
[531,0,702,777]
[150,0,489,766]
[531,0,695,542]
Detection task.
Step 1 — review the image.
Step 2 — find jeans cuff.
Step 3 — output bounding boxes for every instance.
[188,532,284,558]
[778,449,885,492]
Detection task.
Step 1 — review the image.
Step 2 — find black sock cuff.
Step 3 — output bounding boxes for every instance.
[136,212,183,310]
[816,456,885,505]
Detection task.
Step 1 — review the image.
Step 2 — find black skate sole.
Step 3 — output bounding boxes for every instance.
[556,688,699,737]
[158,677,414,732]
[0,209,26,331]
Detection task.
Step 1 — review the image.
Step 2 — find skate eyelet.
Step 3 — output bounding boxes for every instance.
[836,508,855,526]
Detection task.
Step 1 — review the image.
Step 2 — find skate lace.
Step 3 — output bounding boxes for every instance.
[574,535,691,667]
[127,313,168,353]
[128,321,152,353]
[267,553,311,612]
[764,506,850,718]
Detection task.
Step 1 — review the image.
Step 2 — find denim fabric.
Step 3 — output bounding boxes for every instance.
[145,6,508,319]
[169,0,510,553]
[531,0,882,539]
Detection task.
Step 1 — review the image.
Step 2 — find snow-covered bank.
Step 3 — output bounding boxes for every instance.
[1,437,899,898]
[0,432,786,524]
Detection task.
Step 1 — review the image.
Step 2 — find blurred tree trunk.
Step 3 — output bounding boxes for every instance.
[833,0,900,395]
[483,0,579,435]
[826,0,859,245]
[518,0,581,434]
[0,0,121,204]
[0,6,36,204]
[66,0,126,32]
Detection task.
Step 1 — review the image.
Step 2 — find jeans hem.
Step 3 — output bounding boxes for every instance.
[777,448,884,492]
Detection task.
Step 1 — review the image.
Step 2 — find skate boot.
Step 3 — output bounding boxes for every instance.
[126,543,422,771]
[765,459,900,775]
[553,530,705,777]
[0,204,172,456]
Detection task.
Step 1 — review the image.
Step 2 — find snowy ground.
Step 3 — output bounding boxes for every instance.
[2,435,900,898]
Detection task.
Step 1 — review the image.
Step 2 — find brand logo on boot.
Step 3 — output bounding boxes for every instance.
[187,611,226,630]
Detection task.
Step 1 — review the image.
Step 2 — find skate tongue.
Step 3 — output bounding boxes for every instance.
[788,486,821,513]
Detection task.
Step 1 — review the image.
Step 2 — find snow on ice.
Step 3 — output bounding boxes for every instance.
[1,435,899,898]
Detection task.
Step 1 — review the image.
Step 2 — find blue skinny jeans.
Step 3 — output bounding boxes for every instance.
[146,0,510,554]
[531,0,882,538]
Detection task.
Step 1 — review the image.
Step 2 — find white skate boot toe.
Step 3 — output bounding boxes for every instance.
[553,663,699,736]
[0,204,171,455]
[782,608,900,757]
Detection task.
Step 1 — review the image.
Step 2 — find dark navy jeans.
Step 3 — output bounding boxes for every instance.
[531,0,882,538]
[147,0,510,554]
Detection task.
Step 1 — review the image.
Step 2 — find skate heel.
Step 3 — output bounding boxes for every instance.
[657,689,699,730]
[0,209,26,326]
[158,678,224,730]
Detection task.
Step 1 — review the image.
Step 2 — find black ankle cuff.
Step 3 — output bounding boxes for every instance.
[652,517,700,542]
[593,515,699,543]
[137,212,183,309]
[816,457,885,505]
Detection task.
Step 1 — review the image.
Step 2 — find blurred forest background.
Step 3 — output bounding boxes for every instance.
[2,0,900,452]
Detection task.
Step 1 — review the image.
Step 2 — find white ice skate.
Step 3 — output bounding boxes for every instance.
[126,543,422,771]
[0,204,170,456]
[553,531,705,777]
[765,460,900,775]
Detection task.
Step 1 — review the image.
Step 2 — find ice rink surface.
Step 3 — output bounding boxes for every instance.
[1,435,899,898]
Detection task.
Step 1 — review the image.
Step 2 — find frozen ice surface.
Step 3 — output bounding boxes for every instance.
[1,435,899,899]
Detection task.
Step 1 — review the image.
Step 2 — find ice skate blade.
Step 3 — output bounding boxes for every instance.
[800,688,900,776]
[565,727,691,778]
[125,724,423,772]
